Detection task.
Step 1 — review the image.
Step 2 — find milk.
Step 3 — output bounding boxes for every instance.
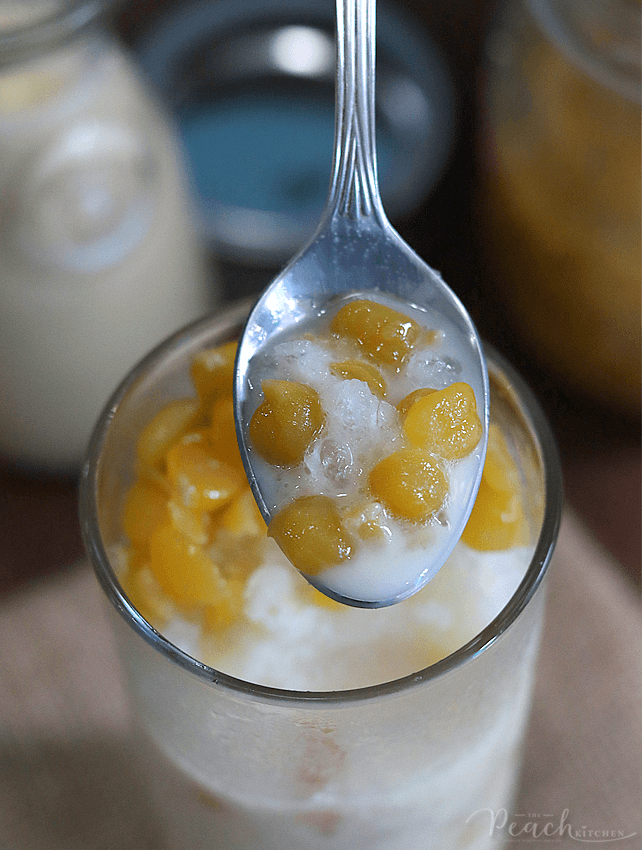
[0,7,210,469]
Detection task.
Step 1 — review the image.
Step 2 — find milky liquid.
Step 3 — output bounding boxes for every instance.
[0,24,210,469]
[140,689,533,850]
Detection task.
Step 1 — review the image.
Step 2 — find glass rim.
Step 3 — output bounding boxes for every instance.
[79,298,563,707]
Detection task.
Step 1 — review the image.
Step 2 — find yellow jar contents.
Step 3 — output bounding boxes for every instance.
[329,360,387,399]
[190,341,237,405]
[166,438,242,512]
[481,11,641,412]
[119,337,526,637]
[136,399,199,471]
[208,397,245,473]
[461,424,527,551]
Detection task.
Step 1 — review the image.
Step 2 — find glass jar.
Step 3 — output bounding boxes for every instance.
[478,0,640,414]
[133,0,456,269]
[0,0,212,471]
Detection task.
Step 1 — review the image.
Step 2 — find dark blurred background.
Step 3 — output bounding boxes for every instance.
[1,0,639,595]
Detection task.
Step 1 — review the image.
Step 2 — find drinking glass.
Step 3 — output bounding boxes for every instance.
[80,300,562,850]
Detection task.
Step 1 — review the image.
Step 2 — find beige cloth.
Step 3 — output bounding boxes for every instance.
[0,510,639,849]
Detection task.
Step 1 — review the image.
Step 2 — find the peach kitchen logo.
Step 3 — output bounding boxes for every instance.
[466,808,638,844]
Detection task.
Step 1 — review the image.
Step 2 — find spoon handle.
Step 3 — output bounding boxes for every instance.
[326,0,386,225]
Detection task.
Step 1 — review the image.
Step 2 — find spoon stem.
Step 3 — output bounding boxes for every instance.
[327,0,386,225]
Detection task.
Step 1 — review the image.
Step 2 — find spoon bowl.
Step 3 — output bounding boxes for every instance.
[235,0,488,607]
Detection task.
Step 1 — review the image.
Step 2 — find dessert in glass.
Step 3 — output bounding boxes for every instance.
[80,299,562,850]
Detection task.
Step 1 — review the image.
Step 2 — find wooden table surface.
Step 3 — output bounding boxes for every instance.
[1,0,639,597]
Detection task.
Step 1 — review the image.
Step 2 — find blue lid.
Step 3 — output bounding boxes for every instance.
[135,0,456,264]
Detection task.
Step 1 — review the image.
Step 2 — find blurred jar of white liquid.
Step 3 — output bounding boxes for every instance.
[0,0,213,471]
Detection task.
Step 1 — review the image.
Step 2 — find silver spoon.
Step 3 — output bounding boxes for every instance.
[234,0,489,608]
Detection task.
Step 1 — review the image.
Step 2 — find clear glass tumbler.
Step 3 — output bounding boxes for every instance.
[80,300,562,850]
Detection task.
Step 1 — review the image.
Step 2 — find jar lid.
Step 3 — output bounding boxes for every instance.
[527,0,641,104]
[134,0,456,266]
[0,0,105,66]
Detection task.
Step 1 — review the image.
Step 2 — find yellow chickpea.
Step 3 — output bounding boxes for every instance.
[219,487,267,537]
[149,522,225,607]
[462,424,527,550]
[401,382,482,460]
[396,387,436,417]
[268,495,356,575]
[209,396,245,473]
[329,359,387,398]
[136,399,199,471]
[331,299,421,368]
[166,440,242,512]
[190,341,237,406]
[368,448,447,521]
[249,379,325,466]
[122,479,169,550]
